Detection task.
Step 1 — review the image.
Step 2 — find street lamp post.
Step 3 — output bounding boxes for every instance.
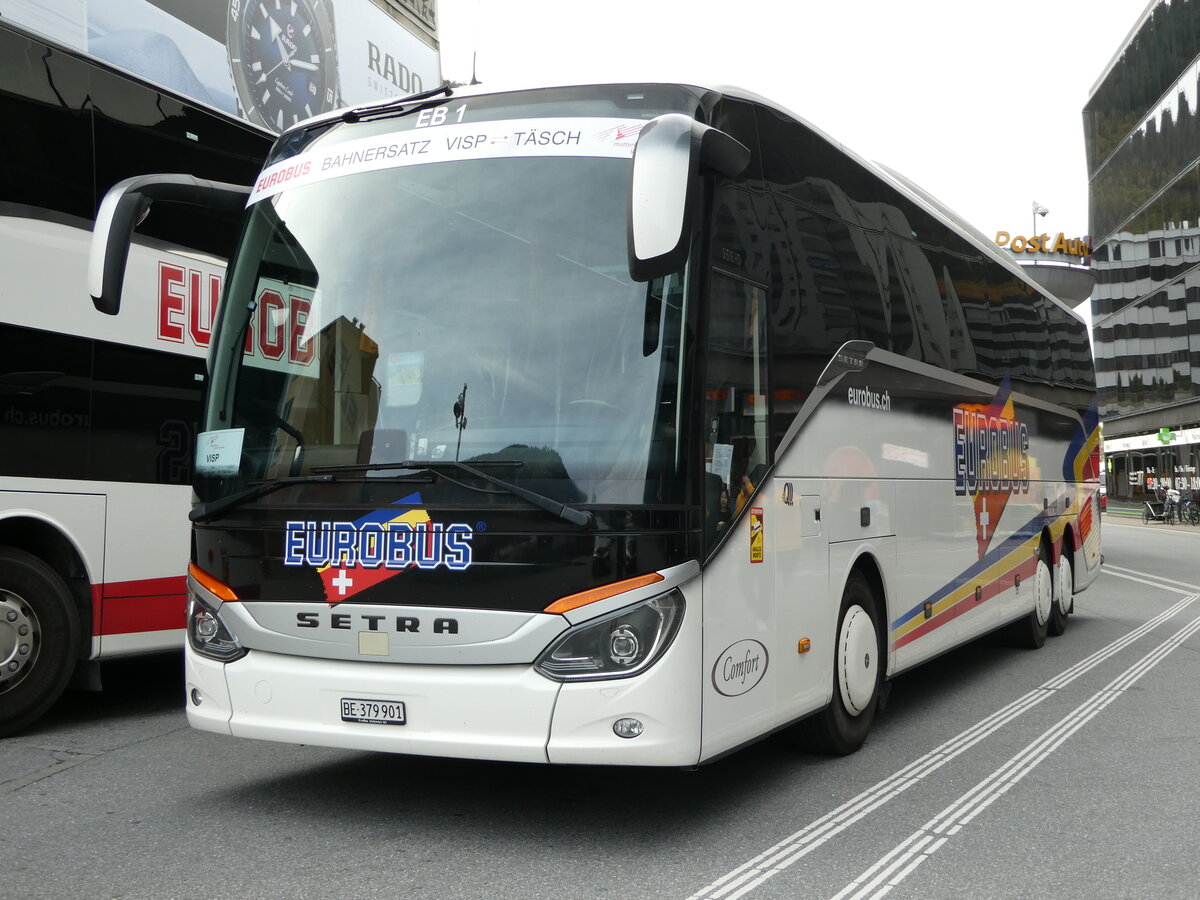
[1032,200,1049,241]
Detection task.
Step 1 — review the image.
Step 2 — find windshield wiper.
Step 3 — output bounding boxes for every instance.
[424,459,594,528]
[189,469,432,523]
[190,474,335,523]
[340,83,453,124]
[313,459,594,528]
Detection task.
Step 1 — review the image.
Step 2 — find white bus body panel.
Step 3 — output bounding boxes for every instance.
[93,479,191,655]
[771,490,832,721]
[698,496,779,760]
[1,215,218,357]
[2,479,189,658]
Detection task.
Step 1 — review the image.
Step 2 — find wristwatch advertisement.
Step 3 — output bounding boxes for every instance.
[1,0,442,134]
[226,0,342,132]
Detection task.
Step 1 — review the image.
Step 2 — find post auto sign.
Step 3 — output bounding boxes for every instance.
[994,231,1092,259]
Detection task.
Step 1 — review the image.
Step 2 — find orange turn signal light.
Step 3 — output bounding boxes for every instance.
[544,573,664,615]
[797,638,811,653]
[188,562,239,602]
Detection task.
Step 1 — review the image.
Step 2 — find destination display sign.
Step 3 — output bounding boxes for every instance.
[248,116,646,205]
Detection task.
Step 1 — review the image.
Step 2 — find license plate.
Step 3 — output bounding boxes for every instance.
[340,697,406,725]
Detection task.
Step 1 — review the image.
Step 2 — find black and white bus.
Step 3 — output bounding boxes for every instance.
[0,18,271,735]
[94,81,1102,765]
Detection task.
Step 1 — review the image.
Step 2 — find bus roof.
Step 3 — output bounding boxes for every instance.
[286,78,1087,323]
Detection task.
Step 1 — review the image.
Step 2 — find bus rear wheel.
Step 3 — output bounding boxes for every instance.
[1005,544,1051,650]
[0,548,80,737]
[1048,548,1072,637]
[789,573,882,756]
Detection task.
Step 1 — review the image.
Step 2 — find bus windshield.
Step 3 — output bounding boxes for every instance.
[199,137,690,510]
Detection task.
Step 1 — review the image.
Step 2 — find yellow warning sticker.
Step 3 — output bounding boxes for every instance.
[750,507,764,563]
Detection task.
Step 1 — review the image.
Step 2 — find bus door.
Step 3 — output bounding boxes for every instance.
[772,484,829,721]
[700,271,778,757]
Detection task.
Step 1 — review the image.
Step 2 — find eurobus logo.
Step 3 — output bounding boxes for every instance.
[283,495,474,604]
[953,379,1030,557]
[157,263,316,371]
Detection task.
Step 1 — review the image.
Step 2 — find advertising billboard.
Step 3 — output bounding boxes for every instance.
[0,0,441,132]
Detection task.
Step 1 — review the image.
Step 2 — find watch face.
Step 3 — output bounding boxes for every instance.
[228,0,338,132]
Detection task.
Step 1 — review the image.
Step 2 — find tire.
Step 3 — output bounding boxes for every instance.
[1005,543,1051,649]
[1142,508,1152,524]
[789,573,883,755]
[0,548,80,737]
[1047,546,1072,637]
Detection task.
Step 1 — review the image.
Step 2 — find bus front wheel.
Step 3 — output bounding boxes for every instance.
[0,548,80,737]
[789,573,882,756]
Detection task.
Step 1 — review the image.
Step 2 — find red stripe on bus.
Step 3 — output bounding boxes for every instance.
[891,555,1039,651]
[90,576,188,636]
[103,574,188,598]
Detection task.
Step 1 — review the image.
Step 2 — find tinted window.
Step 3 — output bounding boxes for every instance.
[0,325,91,479]
[0,24,94,222]
[90,64,269,258]
[90,341,204,484]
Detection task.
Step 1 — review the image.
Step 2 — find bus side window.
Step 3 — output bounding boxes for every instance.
[704,270,769,549]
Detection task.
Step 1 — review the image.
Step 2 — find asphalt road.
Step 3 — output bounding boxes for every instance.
[4,514,1199,899]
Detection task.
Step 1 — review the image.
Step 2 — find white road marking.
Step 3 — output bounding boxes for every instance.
[833,610,1200,899]
[685,575,1195,900]
[1102,564,1199,594]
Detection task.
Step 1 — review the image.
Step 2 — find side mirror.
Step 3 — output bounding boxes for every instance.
[89,174,251,315]
[627,114,750,283]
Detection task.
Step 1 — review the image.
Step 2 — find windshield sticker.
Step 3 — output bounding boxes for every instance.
[386,351,425,406]
[249,117,646,205]
[284,494,475,605]
[196,429,245,476]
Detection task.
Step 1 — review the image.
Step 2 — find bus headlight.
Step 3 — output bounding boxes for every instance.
[187,594,247,663]
[534,590,684,681]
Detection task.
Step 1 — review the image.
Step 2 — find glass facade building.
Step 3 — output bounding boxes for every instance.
[1085,0,1200,500]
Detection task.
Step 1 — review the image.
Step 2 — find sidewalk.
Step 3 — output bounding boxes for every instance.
[1104,499,1200,528]
[1105,500,1143,520]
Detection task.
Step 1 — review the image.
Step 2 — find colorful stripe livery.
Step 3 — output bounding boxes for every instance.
[890,516,1043,651]
[1064,399,1101,484]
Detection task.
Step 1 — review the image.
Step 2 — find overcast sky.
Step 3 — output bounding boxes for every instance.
[438,0,1147,246]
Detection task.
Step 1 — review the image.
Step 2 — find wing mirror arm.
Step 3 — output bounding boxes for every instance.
[89,174,251,315]
[626,114,750,283]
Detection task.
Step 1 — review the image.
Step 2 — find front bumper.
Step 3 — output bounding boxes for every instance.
[186,609,702,766]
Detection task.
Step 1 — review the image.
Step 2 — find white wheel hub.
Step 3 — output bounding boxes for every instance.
[0,590,39,689]
[1033,558,1053,626]
[1055,555,1072,616]
[838,604,878,716]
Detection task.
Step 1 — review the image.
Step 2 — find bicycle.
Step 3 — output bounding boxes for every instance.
[1143,499,1167,523]
[1180,492,1200,526]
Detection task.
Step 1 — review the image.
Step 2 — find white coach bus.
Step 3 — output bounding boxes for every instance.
[0,19,270,735]
[92,81,1102,765]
